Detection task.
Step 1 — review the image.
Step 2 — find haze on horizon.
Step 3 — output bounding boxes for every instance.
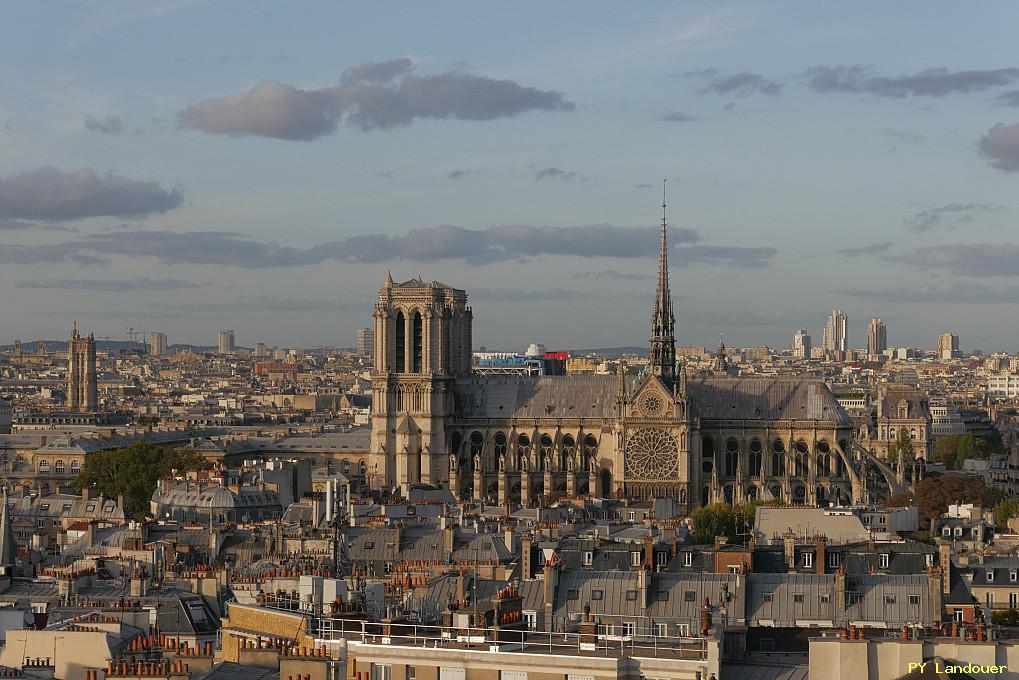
[2,1,1019,353]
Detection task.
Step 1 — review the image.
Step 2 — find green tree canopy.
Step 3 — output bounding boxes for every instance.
[74,442,213,521]
[888,428,915,461]
[934,432,1004,470]
[689,500,782,544]
[885,473,998,530]
[994,498,1019,529]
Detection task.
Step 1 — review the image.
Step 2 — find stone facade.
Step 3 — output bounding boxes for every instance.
[368,207,869,510]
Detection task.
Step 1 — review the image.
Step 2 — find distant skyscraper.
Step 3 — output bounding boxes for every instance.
[217,329,235,354]
[822,309,848,354]
[356,327,375,358]
[938,332,960,360]
[867,319,887,357]
[792,329,811,359]
[150,332,168,357]
[67,322,97,412]
[254,342,268,358]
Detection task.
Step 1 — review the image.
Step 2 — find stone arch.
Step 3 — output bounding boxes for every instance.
[516,433,530,470]
[539,433,554,471]
[749,439,763,476]
[561,434,576,471]
[583,434,598,469]
[394,310,406,372]
[771,439,786,476]
[725,437,739,476]
[411,310,423,373]
[600,468,612,497]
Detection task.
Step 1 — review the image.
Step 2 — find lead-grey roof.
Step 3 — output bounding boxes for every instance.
[453,376,619,420]
[688,378,851,424]
[747,573,835,627]
[845,574,932,626]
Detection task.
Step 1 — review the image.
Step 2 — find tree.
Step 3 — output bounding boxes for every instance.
[994,498,1019,529]
[75,442,213,521]
[888,428,915,461]
[689,500,780,544]
[910,473,996,530]
[934,432,1003,470]
[992,608,1019,626]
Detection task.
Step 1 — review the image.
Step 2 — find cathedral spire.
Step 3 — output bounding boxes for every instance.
[648,179,676,383]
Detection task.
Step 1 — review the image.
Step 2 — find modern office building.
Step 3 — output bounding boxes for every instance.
[792,329,811,359]
[150,332,168,357]
[822,309,848,354]
[866,319,887,357]
[356,327,375,358]
[218,329,235,354]
[938,332,960,360]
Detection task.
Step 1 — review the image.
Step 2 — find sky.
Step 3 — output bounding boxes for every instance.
[2,2,1019,353]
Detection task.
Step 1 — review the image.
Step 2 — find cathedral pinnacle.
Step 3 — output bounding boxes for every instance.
[647,179,676,384]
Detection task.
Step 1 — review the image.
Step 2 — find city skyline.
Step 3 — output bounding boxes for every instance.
[3,2,1019,349]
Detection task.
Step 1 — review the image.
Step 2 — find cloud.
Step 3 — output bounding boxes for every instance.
[657,111,698,122]
[574,270,653,281]
[978,123,1019,172]
[470,288,602,302]
[835,242,893,257]
[903,203,1000,233]
[446,169,479,180]
[0,222,776,269]
[882,129,924,141]
[998,90,1019,106]
[803,65,1019,97]
[0,166,182,221]
[672,245,776,268]
[834,281,1019,304]
[888,242,1019,276]
[534,167,588,182]
[177,58,574,140]
[685,68,782,97]
[83,115,124,134]
[15,277,205,291]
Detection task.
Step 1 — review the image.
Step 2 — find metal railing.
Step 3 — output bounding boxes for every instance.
[312,617,709,661]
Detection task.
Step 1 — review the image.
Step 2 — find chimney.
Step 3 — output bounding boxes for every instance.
[834,567,847,624]
[442,523,455,555]
[504,525,515,554]
[521,533,533,579]
[815,536,826,575]
[782,531,796,571]
[928,567,943,626]
[542,557,559,631]
[637,563,650,608]
[643,533,654,570]
[937,540,952,595]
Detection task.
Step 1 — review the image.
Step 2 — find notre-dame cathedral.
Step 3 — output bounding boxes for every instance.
[368,201,866,511]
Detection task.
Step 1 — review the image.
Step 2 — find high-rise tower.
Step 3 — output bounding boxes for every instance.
[66,322,97,412]
[867,319,887,357]
[647,181,676,384]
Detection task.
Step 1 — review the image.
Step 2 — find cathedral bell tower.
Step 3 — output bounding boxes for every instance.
[368,274,472,495]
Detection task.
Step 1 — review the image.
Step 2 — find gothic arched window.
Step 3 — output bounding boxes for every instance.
[394,311,406,373]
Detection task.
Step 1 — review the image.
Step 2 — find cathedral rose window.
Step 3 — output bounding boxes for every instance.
[625,428,679,480]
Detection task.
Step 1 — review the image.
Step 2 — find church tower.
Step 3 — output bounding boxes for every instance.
[647,181,676,385]
[66,322,97,412]
[368,275,472,494]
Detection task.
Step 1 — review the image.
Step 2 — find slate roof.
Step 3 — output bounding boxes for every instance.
[845,575,932,626]
[453,376,619,420]
[747,574,835,627]
[688,378,851,424]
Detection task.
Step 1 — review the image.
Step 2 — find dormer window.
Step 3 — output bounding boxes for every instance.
[954,527,963,537]
[879,554,890,569]
[803,552,813,568]
[683,552,693,567]
[1011,571,1017,582]
[829,552,840,568]
[987,571,994,582]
